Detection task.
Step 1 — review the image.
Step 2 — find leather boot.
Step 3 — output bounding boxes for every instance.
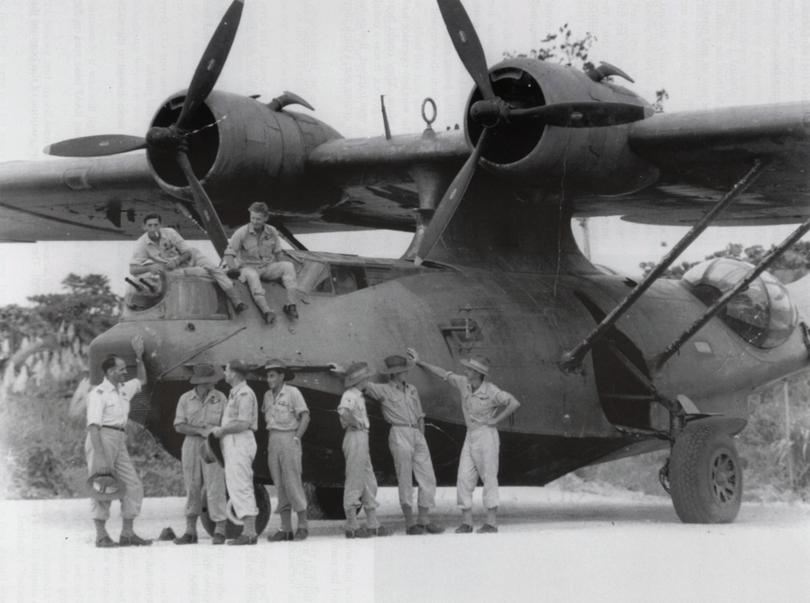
[224,287,247,313]
[254,294,276,324]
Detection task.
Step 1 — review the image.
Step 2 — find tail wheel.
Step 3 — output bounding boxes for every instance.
[200,482,271,538]
[669,421,743,523]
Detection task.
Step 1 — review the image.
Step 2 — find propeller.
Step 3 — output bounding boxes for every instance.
[43,1,244,256]
[414,0,653,264]
[43,134,146,157]
[414,128,489,266]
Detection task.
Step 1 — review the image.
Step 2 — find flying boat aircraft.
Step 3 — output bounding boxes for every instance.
[2,0,810,533]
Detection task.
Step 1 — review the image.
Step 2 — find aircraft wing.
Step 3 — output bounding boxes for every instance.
[574,101,810,226]
[3,101,810,243]
[309,102,810,229]
[0,154,208,242]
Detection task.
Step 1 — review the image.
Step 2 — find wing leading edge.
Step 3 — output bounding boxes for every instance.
[3,101,810,243]
[584,101,810,226]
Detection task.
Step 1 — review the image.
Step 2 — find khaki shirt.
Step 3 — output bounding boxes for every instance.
[364,381,424,427]
[130,227,191,269]
[444,372,515,429]
[222,381,258,431]
[263,384,308,431]
[223,223,284,267]
[337,387,370,430]
[86,377,142,428]
[174,388,226,429]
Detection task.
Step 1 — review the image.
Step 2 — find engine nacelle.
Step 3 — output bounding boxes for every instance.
[469,59,659,194]
[147,90,343,223]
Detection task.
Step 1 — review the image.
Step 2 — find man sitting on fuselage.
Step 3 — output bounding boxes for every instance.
[129,213,246,313]
[223,202,300,325]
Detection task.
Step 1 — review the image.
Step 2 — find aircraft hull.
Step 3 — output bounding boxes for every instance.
[88,263,810,488]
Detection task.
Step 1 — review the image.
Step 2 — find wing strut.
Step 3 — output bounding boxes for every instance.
[560,159,769,372]
[655,212,810,368]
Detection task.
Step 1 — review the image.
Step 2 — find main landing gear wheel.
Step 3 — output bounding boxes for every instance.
[200,482,271,538]
[313,486,346,520]
[669,421,742,523]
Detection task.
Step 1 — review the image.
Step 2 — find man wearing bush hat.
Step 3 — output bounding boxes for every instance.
[85,334,151,547]
[332,361,390,538]
[363,354,443,535]
[407,349,520,534]
[262,359,310,542]
[172,363,228,545]
[211,359,259,545]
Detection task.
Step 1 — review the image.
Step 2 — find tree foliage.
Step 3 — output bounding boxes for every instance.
[504,23,668,111]
[504,23,597,71]
[0,273,120,347]
[640,241,810,281]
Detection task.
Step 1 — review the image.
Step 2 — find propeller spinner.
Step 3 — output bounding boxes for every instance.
[43,0,245,256]
[414,0,653,265]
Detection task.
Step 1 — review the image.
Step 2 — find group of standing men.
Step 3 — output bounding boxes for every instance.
[86,339,520,546]
[170,357,313,546]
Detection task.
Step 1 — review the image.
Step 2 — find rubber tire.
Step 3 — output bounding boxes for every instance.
[200,482,271,538]
[314,487,346,520]
[669,421,743,523]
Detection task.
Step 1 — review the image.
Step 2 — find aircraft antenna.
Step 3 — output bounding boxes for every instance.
[380,95,392,140]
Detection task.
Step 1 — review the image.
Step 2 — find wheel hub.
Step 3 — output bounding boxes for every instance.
[710,451,738,504]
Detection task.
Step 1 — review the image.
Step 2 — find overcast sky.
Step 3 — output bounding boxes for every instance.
[1,0,808,304]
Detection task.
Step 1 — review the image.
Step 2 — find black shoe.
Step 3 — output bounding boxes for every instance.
[226,269,241,279]
[477,524,498,534]
[267,530,294,542]
[234,301,247,314]
[294,527,309,541]
[262,310,276,325]
[283,304,299,320]
[345,527,372,539]
[406,524,425,535]
[95,535,118,548]
[227,534,258,545]
[212,533,226,545]
[420,522,445,534]
[173,533,198,545]
[454,524,473,534]
[119,533,153,546]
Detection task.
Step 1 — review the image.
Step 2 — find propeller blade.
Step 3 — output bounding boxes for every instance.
[175,0,245,131]
[436,0,494,100]
[43,134,146,157]
[414,128,490,265]
[175,152,230,257]
[508,101,654,127]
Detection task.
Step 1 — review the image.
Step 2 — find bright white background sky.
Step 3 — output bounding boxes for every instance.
[1,0,809,304]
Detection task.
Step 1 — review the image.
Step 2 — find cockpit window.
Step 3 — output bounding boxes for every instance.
[296,260,368,296]
[682,258,797,348]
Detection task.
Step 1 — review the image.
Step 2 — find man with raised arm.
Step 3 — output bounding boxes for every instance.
[363,354,443,535]
[407,348,520,534]
[85,334,151,547]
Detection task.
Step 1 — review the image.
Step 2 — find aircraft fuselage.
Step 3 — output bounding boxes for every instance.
[88,251,809,488]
